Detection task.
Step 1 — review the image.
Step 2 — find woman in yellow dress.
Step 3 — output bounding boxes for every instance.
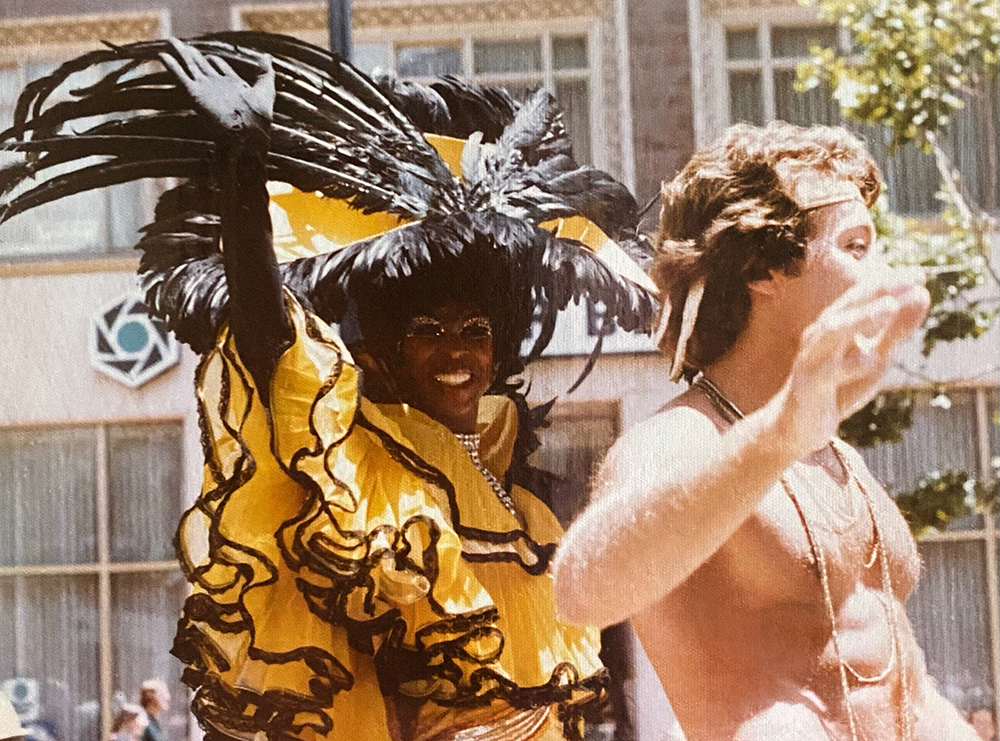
[0,32,656,741]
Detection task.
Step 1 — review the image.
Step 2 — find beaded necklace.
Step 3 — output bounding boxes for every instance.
[455,432,525,527]
[692,375,914,741]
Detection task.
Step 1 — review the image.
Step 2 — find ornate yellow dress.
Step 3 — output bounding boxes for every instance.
[172,295,606,741]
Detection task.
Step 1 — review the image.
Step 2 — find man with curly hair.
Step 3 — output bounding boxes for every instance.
[554,122,978,740]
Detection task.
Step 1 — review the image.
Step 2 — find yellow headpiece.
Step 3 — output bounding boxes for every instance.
[267,133,657,295]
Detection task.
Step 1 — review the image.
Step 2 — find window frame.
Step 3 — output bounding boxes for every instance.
[694,6,998,218]
[0,418,186,741]
[867,382,1000,715]
[357,25,603,167]
[233,6,608,172]
[720,20,851,125]
[692,5,822,146]
[0,11,167,269]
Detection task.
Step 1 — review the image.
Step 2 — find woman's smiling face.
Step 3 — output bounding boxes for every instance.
[398,300,495,433]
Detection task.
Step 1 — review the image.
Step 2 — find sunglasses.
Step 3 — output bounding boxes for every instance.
[403,315,493,342]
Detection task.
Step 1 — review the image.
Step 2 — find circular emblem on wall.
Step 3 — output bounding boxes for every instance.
[90,294,179,387]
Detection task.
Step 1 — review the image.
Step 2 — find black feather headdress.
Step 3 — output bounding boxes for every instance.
[0,31,656,376]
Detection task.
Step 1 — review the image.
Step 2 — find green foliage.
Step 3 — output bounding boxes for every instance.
[838,390,913,447]
[895,470,997,537]
[842,386,999,536]
[875,192,999,354]
[800,0,1000,361]
[798,0,999,151]
[979,476,999,517]
[922,304,996,354]
[803,0,1000,536]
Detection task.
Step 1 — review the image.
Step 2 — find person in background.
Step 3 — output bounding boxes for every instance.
[109,706,146,741]
[138,682,168,741]
[0,694,25,741]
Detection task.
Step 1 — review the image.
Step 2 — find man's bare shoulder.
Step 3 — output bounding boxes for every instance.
[595,386,726,494]
[631,385,728,446]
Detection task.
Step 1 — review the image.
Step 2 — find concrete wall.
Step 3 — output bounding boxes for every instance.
[0,268,204,501]
[625,0,696,207]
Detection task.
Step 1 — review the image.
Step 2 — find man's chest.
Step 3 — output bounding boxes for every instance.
[720,453,921,608]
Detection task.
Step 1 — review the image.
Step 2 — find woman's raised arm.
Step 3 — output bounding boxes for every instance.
[159,38,292,400]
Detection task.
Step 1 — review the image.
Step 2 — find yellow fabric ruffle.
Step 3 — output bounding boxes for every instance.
[173,293,605,741]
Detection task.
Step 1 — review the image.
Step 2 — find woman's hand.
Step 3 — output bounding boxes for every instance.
[158,37,275,134]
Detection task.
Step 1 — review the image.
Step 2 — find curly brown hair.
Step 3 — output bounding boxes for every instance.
[652,121,882,380]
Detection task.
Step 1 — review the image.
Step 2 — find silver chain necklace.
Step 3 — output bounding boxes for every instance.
[455,432,521,520]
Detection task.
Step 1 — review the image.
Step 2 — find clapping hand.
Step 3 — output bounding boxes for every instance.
[158,37,275,133]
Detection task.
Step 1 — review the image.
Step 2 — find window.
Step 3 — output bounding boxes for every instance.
[721,22,1000,215]
[0,59,147,262]
[858,387,1000,712]
[397,44,462,77]
[355,34,594,163]
[0,423,188,741]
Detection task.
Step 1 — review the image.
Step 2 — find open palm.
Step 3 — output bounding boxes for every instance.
[159,37,275,132]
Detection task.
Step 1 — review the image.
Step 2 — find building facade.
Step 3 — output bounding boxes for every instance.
[0,0,996,739]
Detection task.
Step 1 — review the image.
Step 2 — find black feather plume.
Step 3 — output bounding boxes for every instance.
[0,32,465,223]
[0,31,656,375]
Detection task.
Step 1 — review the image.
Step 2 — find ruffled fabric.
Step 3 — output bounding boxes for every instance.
[173,294,606,741]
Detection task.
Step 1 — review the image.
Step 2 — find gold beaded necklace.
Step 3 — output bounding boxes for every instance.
[692,375,914,741]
